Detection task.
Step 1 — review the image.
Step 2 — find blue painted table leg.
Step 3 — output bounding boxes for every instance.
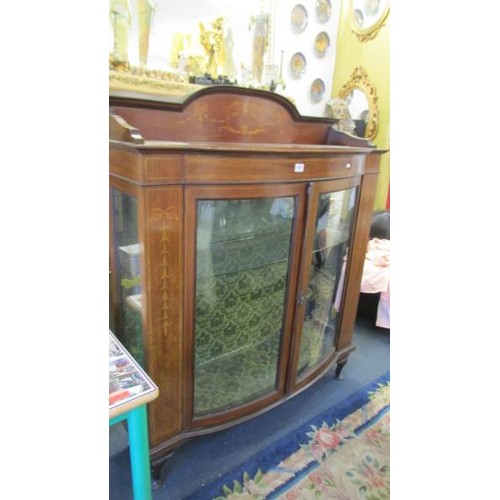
[127,405,153,500]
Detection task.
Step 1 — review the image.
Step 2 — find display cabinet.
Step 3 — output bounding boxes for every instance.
[109,86,385,476]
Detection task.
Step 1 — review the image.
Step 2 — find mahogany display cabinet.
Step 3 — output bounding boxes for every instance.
[109,86,385,475]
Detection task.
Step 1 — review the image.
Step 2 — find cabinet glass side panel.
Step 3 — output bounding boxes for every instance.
[193,197,295,417]
[111,189,144,367]
[297,187,357,378]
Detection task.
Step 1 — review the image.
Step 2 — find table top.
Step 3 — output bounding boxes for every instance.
[109,330,159,419]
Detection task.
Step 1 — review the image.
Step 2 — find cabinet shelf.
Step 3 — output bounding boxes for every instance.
[196,256,290,280]
[194,333,281,416]
[195,259,288,367]
[197,224,293,279]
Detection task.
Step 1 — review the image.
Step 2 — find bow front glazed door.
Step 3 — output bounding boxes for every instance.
[184,184,306,426]
[289,178,360,392]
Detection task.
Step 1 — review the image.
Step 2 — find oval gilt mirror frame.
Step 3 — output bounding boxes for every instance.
[338,66,379,140]
[350,0,390,42]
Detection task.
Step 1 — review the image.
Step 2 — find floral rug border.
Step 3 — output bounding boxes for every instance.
[199,372,390,500]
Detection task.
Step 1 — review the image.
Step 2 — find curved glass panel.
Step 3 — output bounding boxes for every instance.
[297,187,357,378]
[193,196,295,416]
[111,189,144,367]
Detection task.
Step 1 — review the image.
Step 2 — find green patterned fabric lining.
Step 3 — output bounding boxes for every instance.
[193,202,295,415]
[195,261,288,366]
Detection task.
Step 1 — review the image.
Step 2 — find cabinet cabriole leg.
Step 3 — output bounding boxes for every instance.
[335,360,347,380]
[151,464,163,490]
[150,449,177,490]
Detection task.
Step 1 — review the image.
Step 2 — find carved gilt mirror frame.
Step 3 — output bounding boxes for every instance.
[338,66,379,140]
[350,0,390,42]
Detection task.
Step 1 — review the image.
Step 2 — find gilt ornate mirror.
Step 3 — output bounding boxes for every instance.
[338,66,379,140]
[350,0,389,42]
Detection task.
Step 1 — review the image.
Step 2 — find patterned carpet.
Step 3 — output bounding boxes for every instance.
[110,320,390,500]
[205,374,390,499]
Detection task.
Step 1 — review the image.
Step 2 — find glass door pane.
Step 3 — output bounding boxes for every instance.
[193,196,295,417]
[297,187,357,378]
[111,189,144,367]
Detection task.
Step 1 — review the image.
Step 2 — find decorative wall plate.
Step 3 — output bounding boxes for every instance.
[314,31,330,58]
[290,52,307,78]
[291,4,308,33]
[354,8,364,27]
[310,78,326,102]
[316,0,332,23]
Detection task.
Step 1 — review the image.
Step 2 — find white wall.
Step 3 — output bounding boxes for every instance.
[272,0,341,117]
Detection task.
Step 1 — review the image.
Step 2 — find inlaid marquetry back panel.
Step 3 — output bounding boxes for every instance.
[110,87,337,144]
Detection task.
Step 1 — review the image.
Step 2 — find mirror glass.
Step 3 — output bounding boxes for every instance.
[344,88,369,138]
[109,0,272,82]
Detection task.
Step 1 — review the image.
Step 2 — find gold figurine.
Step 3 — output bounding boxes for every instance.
[199,17,227,78]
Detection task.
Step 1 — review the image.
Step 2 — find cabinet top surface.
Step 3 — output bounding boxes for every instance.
[109,139,382,155]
